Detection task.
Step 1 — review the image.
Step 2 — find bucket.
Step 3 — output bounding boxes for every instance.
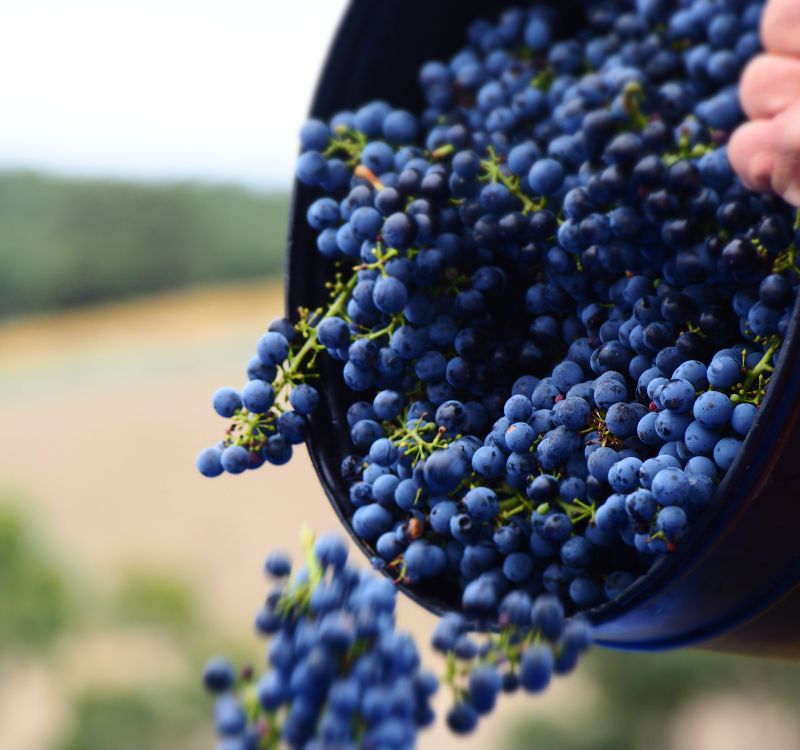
[286,0,800,657]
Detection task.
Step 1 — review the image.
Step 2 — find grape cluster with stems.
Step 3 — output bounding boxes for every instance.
[202,529,438,750]
[199,0,799,739]
[432,591,591,734]
[202,530,592,747]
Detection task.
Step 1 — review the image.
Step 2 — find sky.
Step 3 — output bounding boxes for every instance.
[0,0,349,188]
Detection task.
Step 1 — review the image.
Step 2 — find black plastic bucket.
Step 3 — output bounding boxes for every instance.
[286,0,800,658]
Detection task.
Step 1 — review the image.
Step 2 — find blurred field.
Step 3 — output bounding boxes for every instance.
[2,277,800,750]
[0,171,289,318]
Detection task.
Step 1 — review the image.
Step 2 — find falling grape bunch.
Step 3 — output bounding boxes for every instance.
[198,0,800,747]
[203,530,590,748]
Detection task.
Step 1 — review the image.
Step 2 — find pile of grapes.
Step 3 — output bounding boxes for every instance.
[199,0,799,745]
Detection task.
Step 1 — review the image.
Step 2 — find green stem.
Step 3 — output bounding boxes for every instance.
[499,492,531,512]
[480,146,545,215]
[530,67,555,91]
[277,525,324,616]
[442,651,465,702]
[557,497,596,525]
[622,81,649,131]
[432,143,455,160]
[745,339,778,386]
[273,273,358,394]
[324,128,368,166]
[730,337,781,405]
[359,318,400,341]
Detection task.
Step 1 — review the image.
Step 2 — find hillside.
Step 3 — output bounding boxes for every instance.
[0,171,289,318]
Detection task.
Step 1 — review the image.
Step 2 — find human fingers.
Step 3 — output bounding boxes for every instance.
[768,100,800,207]
[740,53,800,121]
[762,0,800,57]
[728,118,778,195]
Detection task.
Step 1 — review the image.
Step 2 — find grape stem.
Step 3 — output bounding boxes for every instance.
[773,214,800,275]
[277,524,325,616]
[622,81,649,131]
[388,416,449,464]
[480,146,546,215]
[276,273,359,393]
[432,143,455,160]
[730,336,781,405]
[442,650,466,702]
[324,127,367,166]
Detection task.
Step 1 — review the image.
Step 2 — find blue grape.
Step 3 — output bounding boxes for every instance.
[505,422,536,452]
[651,467,690,506]
[606,401,646,437]
[353,504,393,541]
[203,657,235,693]
[383,109,418,144]
[626,489,657,523]
[519,646,553,693]
[214,694,247,736]
[686,474,716,513]
[530,594,565,640]
[263,435,292,466]
[295,150,327,186]
[731,402,757,436]
[299,119,330,151]
[594,378,627,409]
[692,391,733,429]
[528,159,565,196]
[317,317,350,350]
[714,437,743,470]
[197,447,224,478]
[256,332,289,367]
[659,379,696,413]
[608,456,643,493]
[213,387,242,418]
[654,410,692,442]
[467,665,502,715]
[556,397,591,429]
[472,445,505,478]
[221,445,249,474]
[264,552,291,578]
[360,141,395,174]
[447,703,478,734]
[463,487,499,522]
[587,446,619,482]
[242,380,275,414]
[277,411,306,444]
[289,384,320,415]
[656,506,688,541]
[684,420,720,455]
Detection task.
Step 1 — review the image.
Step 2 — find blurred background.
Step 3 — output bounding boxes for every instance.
[2,2,800,749]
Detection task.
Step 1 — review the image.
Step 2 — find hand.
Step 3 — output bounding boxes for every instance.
[730,0,800,206]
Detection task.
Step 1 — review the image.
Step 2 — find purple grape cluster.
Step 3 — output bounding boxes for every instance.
[432,591,592,735]
[202,531,438,749]
[202,531,593,746]
[198,0,800,735]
